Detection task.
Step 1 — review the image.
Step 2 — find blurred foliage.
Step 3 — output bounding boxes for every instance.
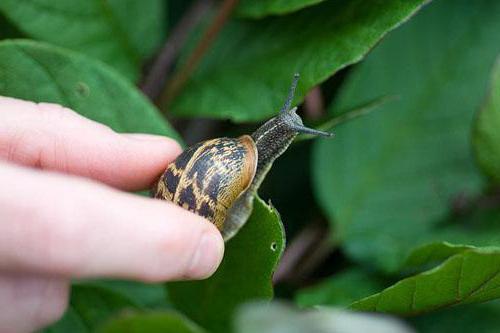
[295,269,386,308]
[0,0,499,332]
[474,58,500,185]
[234,301,414,333]
[98,311,205,333]
[0,0,166,80]
[43,284,139,333]
[236,0,326,18]
[0,39,179,140]
[170,0,428,121]
[84,280,170,309]
[411,299,500,332]
[313,0,500,273]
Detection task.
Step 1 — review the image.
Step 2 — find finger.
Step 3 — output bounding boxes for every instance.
[0,96,181,191]
[0,271,69,333]
[0,162,224,282]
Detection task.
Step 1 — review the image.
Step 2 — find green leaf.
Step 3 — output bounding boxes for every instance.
[43,308,87,333]
[312,0,500,272]
[0,39,180,141]
[296,95,397,142]
[402,206,500,270]
[411,299,500,333]
[235,301,413,333]
[97,311,205,333]
[0,0,166,80]
[171,0,429,122]
[295,269,386,308]
[168,197,285,333]
[236,0,326,18]
[474,57,500,185]
[403,242,474,271]
[43,284,139,333]
[82,280,170,308]
[298,205,500,309]
[350,247,500,316]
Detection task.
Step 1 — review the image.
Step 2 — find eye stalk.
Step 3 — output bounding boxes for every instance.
[291,124,333,137]
[280,73,300,114]
[280,73,333,138]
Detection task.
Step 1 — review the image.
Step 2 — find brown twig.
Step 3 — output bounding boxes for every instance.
[304,86,325,120]
[141,0,214,100]
[451,187,500,217]
[293,235,334,281]
[159,0,239,111]
[273,221,333,284]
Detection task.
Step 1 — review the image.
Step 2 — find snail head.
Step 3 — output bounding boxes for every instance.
[278,73,332,137]
[250,73,333,176]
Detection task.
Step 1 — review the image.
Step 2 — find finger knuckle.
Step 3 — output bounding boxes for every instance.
[37,102,76,124]
[37,102,114,134]
[2,128,32,163]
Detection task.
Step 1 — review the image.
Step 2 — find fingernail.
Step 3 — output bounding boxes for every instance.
[188,232,224,279]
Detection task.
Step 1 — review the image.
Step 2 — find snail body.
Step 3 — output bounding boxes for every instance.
[154,74,331,241]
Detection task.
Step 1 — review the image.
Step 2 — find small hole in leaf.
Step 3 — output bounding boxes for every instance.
[270,242,277,251]
[76,82,90,97]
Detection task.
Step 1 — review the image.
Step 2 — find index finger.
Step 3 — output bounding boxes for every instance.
[0,162,224,282]
[0,96,181,191]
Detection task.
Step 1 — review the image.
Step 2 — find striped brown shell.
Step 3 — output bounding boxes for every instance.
[154,135,257,231]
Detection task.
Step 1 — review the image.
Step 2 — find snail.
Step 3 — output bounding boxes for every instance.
[153,74,332,241]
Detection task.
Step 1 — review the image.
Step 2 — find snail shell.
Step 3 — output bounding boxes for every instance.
[154,135,257,232]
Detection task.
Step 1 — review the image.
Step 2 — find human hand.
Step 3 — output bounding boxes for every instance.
[0,96,224,333]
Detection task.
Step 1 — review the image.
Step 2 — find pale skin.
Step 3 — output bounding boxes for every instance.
[0,96,224,333]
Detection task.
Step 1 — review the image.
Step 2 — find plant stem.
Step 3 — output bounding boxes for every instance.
[273,222,333,284]
[141,0,214,100]
[451,187,500,217]
[159,0,239,111]
[304,86,325,120]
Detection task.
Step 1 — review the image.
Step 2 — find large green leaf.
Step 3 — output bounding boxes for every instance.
[236,0,326,18]
[97,311,205,333]
[312,0,500,272]
[168,197,285,333]
[296,205,500,309]
[0,40,179,140]
[170,0,429,122]
[43,284,139,333]
[411,299,500,332]
[43,308,87,333]
[83,280,169,308]
[403,206,500,272]
[235,302,413,333]
[403,242,474,271]
[295,269,386,308]
[350,246,500,316]
[473,58,500,185]
[0,0,165,80]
